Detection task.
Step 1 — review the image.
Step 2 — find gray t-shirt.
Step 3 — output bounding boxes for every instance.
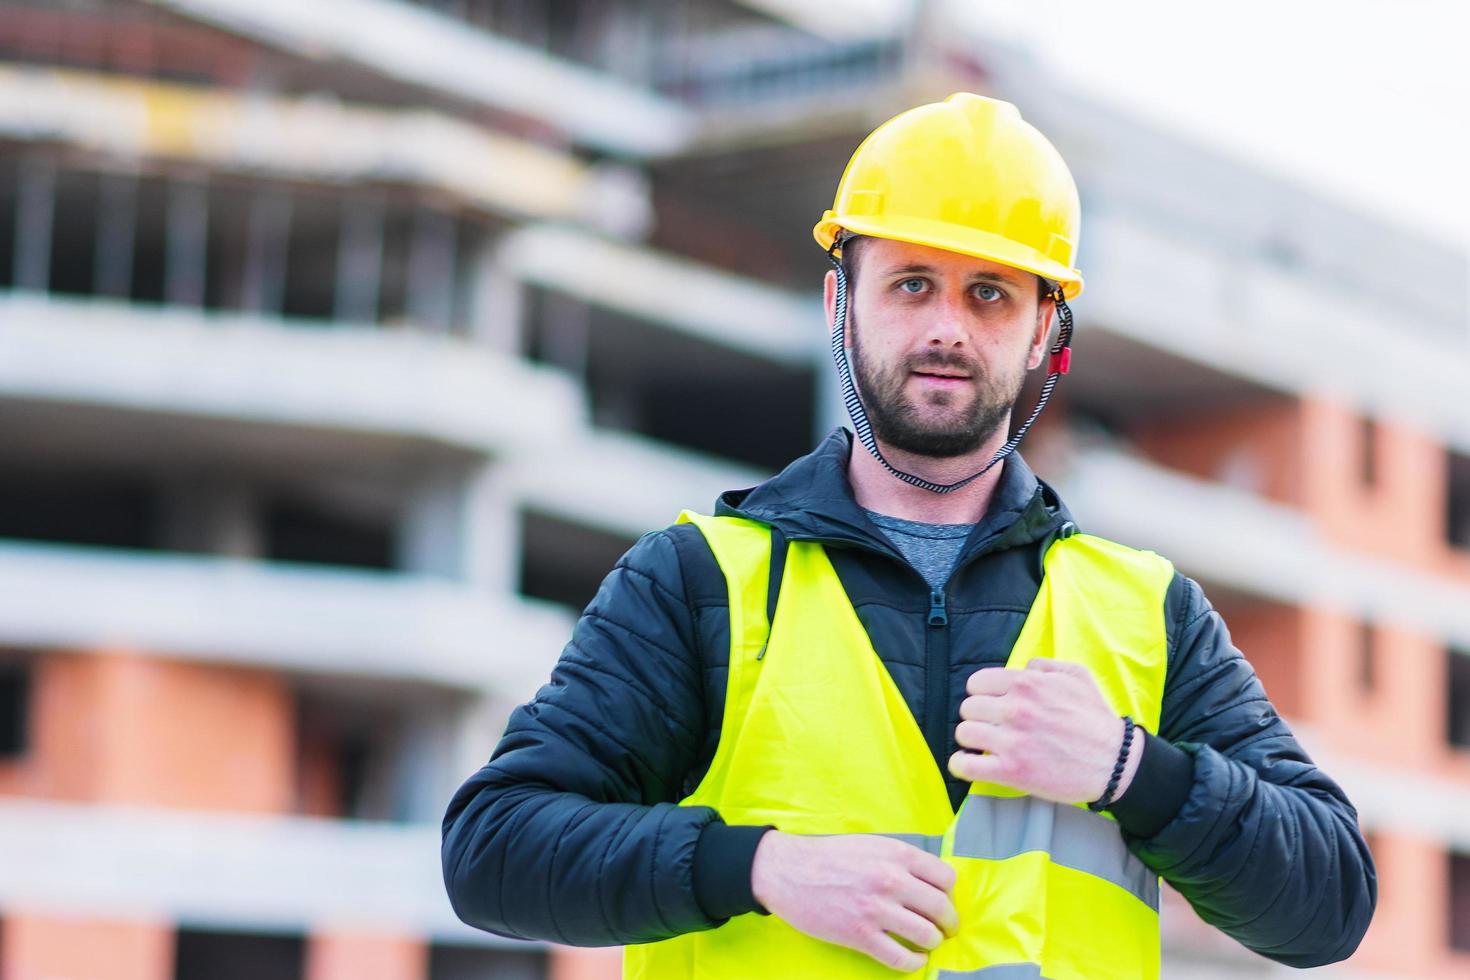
[862,509,976,591]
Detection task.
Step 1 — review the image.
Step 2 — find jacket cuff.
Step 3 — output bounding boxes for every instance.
[693,822,777,921]
[1107,728,1195,839]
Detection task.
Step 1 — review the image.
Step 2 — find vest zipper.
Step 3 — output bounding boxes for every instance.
[925,588,950,786]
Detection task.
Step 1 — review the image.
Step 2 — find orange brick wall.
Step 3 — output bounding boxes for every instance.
[305,930,428,980]
[1208,595,1305,718]
[1136,391,1470,974]
[0,914,173,980]
[1133,396,1305,507]
[0,649,295,811]
[548,945,624,980]
[0,651,305,980]
[1297,398,1443,565]
[1352,832,1470,976]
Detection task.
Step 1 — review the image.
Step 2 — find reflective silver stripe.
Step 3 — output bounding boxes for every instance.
[810,832,945,855]
[937,963,1042,979]
[869,832,944,855]
[952,795,1159,910]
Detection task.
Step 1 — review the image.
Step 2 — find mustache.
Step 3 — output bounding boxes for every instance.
[904,352,981,377]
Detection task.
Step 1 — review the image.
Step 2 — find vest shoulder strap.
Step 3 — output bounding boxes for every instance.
[1050,531,1176,596]
[675,510,787,656]
[1032,531,1176,734]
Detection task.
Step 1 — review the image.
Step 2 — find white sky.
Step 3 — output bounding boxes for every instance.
[950,0,1470,254]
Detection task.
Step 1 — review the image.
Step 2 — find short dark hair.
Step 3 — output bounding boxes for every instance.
[838,233,1056,303]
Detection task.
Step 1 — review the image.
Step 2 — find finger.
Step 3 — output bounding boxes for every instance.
[955,719,1006,753]
[905,848,958,894]
[965,667,1019,697]
[949,748,1007,784]
[1026,657,1087,677]
[958,693,1006,722]
[863,930,928,973]
[898,874,959,937]
[879,903,945,952]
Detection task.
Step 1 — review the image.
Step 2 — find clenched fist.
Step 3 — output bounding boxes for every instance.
[948,658,1141,804]
[750,830,958,973]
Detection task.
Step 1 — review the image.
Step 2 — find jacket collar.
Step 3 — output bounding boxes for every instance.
[715,427,1074,570]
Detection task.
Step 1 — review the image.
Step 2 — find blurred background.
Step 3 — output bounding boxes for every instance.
[0,0,1466,977]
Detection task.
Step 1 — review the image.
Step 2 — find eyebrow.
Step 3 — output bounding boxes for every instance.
[883,263,1024,287]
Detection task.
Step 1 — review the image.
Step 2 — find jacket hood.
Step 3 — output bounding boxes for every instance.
[715,427,1075,569]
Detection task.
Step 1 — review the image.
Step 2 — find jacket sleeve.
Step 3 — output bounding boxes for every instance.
[440,527,726,945]
[1115,572,1377,968]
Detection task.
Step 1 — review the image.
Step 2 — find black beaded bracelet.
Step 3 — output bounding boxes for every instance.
[1088,715,1136,813]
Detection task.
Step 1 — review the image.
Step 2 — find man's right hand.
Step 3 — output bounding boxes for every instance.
[749,830,959,973]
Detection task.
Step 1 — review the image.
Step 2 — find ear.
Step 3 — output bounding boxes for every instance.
[823,268,838,329]
[1026,293,1057,371]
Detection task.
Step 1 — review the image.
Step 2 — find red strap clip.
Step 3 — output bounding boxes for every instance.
[1049,348,1072,375]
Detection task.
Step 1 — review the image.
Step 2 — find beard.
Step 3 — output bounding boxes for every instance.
[848,310,1028,458]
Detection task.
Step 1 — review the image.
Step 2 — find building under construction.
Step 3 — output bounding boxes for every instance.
[0,1,1467,977]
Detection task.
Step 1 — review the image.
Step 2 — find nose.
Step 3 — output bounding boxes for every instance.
[924,297,969,349]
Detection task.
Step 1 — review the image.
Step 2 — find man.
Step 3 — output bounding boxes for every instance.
[443,93,1375,977]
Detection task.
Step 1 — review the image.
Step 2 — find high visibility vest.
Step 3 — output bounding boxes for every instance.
[624,511,1174,980]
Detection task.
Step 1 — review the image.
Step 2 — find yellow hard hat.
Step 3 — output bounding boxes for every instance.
[813,92,1084,299]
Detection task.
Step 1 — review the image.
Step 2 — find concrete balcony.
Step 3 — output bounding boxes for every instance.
[1080,213,1470,454]
[500,223,822,368]
[1296,726,1470,857]
[727,0,910,41]
[1058,446,1470,650]
[0,292,586,462]
[0,742,1422,977]
[144,0,693,156]
[0,797,516,944]
[506,428,768,541]
[0,538,572,697]
[0,65,600,223]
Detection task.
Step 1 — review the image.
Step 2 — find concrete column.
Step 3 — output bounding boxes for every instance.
[397,460,517,592]
[538,291,592,383]
[304,929,426,980]
[242,190,292,315]
[0,913,173,980]
[385,692,466,824]
[447,692,519,788]
[335,195,385,324]
[165,178,209,308]
[13,156,55,292]
[406,207,457,333]
[156,479,262,558]
[396,460,520,821]
[95,171,139,298]
[464,235,525,353]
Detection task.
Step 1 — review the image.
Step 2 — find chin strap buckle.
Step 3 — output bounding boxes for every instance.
[1049,347,1073,375]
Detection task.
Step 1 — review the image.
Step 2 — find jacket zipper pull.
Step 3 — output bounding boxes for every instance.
[928,589,948,627]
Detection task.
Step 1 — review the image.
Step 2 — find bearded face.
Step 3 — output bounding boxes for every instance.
[848,305,1032,459]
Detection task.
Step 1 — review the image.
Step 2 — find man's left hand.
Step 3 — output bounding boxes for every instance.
[947,658,1140,806]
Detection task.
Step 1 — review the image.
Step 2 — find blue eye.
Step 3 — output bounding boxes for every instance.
[976,285,1003,302]
[898,278,926,294]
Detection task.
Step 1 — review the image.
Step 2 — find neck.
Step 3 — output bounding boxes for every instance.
[847,427,1011,524]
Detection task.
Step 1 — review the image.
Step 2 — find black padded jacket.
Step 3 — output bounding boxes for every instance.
[442,427,1376,967]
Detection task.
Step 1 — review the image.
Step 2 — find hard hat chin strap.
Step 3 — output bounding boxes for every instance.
[826,241,1074,495]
